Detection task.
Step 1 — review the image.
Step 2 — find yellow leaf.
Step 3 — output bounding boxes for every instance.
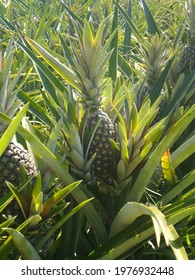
[161,149,178,185]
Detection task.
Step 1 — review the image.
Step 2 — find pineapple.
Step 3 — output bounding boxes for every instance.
[138,33,168,121]
[0,39,37,219]
[178,0,195,75]
[68,20,117,180]
[87,109,116,178]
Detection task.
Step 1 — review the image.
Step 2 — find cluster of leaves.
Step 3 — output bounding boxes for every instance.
[0,0,194,260]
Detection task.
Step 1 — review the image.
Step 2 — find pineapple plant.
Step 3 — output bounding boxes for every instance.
[25,19,117,192]
[9,0,194,261]
[69,20,117,180]
[178,0,195,75]
[0,39,37,220]
[26,20,117,183]
[138,33,168,121]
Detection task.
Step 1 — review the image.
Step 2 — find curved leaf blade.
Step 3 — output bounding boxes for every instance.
[3,228,41,260]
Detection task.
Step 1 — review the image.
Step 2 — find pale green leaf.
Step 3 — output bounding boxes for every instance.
[109,202,169,248]
[167,224,188,260]
[0,103,29,156]
[25,37,81,91]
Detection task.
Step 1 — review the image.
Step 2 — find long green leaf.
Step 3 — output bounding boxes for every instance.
[0,217,16,234]
[173,19,186,50]
[42,181,81,217]
[0,16,16,31]
[159,170,195,205]
[123,0,132,54]
[118,53,133,77]
[6,182,29,219]
[24,37,81,91]
[171,135,195,168]
[140,0,159,35]
[17,40,66,95]
[114,0,143,43]
[168,205,195,228]
[4,228,41,260]
[18,90,54,127]
[58,206,83,259]
[60,2,84,26]
[108,6,118,81]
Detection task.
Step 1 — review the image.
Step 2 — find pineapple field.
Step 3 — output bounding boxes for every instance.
[0,0,195,260]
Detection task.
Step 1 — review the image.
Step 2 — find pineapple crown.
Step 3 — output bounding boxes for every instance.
[25,18,116,110]
[188,0,195,43]
[69,19,115,109]
[142,33,168,86]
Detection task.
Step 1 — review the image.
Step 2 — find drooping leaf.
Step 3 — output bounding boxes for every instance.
[0,215,41,259]
[4,228,41,260]
[109,202,169,248]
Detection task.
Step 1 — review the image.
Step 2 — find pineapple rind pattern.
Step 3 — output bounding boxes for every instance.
[177,45,195,75]
[87,109,116,179]
[0,141,38,217]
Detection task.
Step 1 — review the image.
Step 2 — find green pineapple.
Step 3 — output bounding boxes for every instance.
[138,33,168,121]
[0,40,37,219]
[68,20,117,180]
[87,109,116,178]
[178,0,195,75]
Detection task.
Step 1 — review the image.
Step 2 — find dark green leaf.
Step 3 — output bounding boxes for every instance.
[140,0,159,35]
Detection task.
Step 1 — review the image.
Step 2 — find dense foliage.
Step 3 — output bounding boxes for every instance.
[0,0,194,260]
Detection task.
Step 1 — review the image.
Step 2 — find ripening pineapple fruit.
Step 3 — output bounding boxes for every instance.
[178,0,195,75]
[70,20,117,179]
[0,39,37,219]
[87,109,116,178]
